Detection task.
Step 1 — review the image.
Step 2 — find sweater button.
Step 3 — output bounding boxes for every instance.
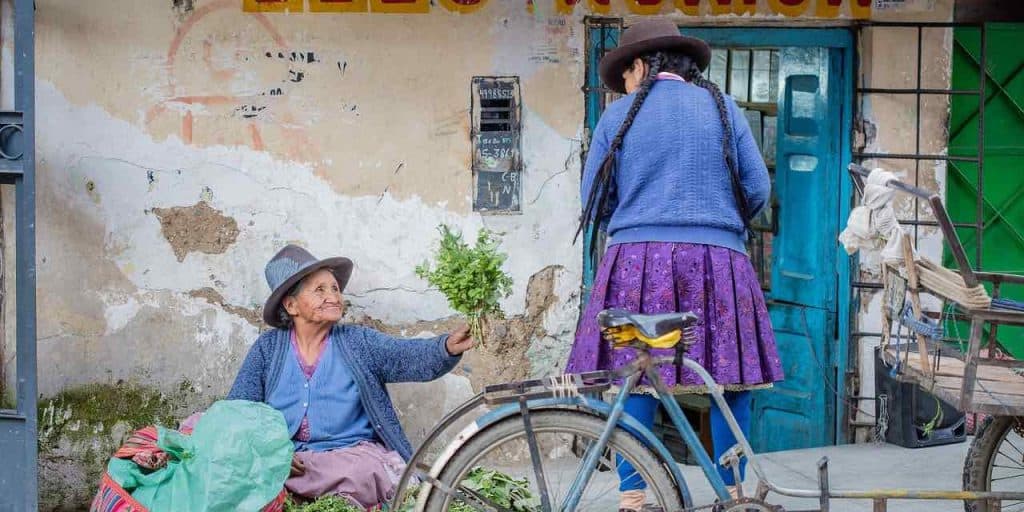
[302,402,308,408]
[303,383,308,388]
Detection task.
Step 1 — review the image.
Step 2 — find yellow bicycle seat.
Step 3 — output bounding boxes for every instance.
[596,309,698,349]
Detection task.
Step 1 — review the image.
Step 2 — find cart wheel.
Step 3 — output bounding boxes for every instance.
[963,415,1024,512]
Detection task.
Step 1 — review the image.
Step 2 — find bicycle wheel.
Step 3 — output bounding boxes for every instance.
[963,415,1024,512]
[420,409,685,512]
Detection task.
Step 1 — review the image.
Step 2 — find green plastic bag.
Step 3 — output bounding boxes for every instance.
[108,400,293,512]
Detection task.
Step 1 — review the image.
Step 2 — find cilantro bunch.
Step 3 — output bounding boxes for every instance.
[415,225,513,345]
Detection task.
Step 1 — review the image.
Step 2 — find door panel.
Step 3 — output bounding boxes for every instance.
[770,47,838,309]
[752,46,842,452]
[751,303,832,451]
[946,24,1024,357]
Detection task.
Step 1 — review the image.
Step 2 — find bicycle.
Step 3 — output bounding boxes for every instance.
[390,305,1024,511]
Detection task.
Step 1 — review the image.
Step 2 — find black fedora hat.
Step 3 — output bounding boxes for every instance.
[262,244,353,328]
[599,19,711,94]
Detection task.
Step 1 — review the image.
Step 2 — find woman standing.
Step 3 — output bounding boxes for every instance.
[565,20,785,511]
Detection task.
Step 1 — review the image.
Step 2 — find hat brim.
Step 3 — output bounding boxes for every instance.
[262,257,353,328]
[599,35,711,94]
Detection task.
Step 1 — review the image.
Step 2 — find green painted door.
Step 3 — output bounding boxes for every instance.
[946,23,1024,357]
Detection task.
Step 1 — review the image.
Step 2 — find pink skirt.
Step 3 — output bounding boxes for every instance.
[286,442,405,510]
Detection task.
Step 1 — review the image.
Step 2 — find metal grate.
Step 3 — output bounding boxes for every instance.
[850,21,987,341]
[847,22,989,438]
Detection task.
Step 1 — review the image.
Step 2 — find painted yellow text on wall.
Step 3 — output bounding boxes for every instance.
[243,0,872,18]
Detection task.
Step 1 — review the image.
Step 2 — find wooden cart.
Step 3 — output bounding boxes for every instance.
[849,163,1024,417]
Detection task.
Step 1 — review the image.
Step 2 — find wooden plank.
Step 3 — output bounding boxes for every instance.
[902,233,932,375]
[933,376,1024,396]
[966,401,1024,417]
[882,347,1024,415]
[881,266,893,349]
[971,358,1024,369]
[929,195,980,288]
[967,391,1024,408]
[976,271,1024,286]
[966,319,989,408]
[890,349,1022,382]
[923,377,1024,415]
[969,308,1024,324]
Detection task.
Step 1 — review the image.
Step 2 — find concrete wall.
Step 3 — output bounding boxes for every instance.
[0,0,957,507]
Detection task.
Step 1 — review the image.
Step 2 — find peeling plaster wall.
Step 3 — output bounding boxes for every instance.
[26,0,586,402]
[17,2,587,506]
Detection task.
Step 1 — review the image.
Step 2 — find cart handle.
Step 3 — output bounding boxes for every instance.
[847,163,938,201]
[845,163,979,288]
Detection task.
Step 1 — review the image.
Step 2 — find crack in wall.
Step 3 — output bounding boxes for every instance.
[187,287,262,328]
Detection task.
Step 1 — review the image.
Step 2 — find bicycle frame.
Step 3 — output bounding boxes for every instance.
[393,342,1024,511]
[561,348,733,509]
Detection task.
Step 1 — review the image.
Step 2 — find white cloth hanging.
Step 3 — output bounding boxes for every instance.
[839,167,915,264]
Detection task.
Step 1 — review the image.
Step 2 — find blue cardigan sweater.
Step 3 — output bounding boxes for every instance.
[227,324,460,461]
[582,79,771,253]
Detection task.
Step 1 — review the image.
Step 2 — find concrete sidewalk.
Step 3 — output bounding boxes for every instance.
[718,440,974,511]
[513,440,983,511]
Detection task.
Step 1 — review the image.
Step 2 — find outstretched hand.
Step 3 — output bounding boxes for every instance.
[445,324,475,356]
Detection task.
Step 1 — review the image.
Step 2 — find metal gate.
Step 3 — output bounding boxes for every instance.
[0,0,38,509]
[946,23,1024,358]
[847,21,990,440]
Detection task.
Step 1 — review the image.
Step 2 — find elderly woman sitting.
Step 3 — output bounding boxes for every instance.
[227,244,474,508]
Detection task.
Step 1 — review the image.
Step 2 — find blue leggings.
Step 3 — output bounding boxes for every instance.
[616,392,752,492]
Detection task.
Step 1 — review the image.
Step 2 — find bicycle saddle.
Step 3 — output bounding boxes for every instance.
[596,309,698,340]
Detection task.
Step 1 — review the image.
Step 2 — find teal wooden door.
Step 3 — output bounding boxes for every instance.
[751,46,845,452]
[584,26,853,452]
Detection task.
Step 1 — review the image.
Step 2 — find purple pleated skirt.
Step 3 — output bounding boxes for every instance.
[566,242,784,393]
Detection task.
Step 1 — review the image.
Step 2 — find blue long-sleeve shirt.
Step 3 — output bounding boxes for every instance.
[227,324,459,460]
[582,79,771,253]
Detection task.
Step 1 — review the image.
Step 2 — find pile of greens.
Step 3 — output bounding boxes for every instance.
[450,467,541,511]
[284,467,539,512]
[415,225,513,345]
[283,495,362,512]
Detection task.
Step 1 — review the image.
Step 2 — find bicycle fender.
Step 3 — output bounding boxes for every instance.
[422,396,692,507]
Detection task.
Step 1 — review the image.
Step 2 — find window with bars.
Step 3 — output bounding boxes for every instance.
[709,48,782,291]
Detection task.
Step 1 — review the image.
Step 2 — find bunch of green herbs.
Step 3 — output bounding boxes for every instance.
[415,225,513,345]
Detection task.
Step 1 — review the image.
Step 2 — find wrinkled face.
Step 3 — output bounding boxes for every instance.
[283,269,345,325]
[622,57,647,94]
